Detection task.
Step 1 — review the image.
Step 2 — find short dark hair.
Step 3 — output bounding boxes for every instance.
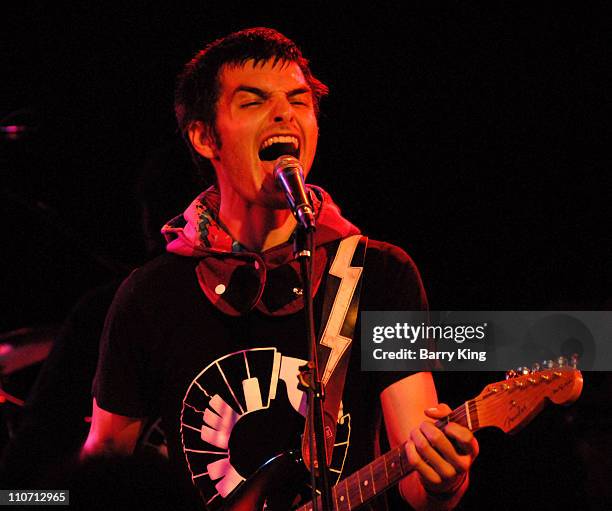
[174,27,329,138]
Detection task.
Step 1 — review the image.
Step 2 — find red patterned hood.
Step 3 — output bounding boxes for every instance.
[161,185,360,316]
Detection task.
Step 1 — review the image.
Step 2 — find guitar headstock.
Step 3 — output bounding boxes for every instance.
[474,356,583,434]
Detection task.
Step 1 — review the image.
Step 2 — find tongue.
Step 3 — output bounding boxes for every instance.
[259,142,299,161]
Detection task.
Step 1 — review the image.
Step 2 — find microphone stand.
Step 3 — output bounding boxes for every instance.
[294,226,333,511]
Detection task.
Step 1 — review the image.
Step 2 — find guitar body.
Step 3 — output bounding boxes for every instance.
[224,450,307,511]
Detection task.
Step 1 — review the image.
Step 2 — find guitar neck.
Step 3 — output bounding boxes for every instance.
[297,401,479,511]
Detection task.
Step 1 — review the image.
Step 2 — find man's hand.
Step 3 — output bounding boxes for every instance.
[406,404,479,496]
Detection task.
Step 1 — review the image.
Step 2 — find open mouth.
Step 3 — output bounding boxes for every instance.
[258,135,300,161]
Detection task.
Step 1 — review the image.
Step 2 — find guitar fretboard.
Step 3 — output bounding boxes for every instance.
[296,400,478,511]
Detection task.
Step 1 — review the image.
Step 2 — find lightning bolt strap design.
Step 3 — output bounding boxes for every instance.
[321,236,363,385]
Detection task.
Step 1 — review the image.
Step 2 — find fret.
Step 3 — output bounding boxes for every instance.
[355,468,363,502]
[384,448,404,484]
[464,401,472,430]
[358,465,375,501]
[455,403,468,429]
[346,470,363,509]
[332,484,338,511]
[399,444,409,473]
[435,403,468,430]
[380,450,389,485]
[371,455,389,493]
[468,399,480,430]
[332,476,349,511]
[440,400,479,431]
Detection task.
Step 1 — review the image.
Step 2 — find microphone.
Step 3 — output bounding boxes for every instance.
[274,156,316,231]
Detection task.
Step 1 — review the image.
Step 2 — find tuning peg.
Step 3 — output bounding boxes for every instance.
[505,369,517,380]
[557,356,567,368]
[531,362,541,373]
[570,353,579,369]
[516,367,530,375]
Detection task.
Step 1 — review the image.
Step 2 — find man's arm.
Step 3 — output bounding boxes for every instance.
[381,372,479,510]
[80,398,145,458]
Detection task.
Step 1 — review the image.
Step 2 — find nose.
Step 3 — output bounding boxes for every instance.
[271,95,294,123]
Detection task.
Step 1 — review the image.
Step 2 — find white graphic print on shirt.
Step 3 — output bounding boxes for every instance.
[180,347,350,508]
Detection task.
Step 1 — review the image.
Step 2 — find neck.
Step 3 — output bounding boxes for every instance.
[218,195,297,252]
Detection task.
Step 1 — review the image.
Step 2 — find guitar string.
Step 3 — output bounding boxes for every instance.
[435,372,571,427]
[429,382,558,429]
[449,389,556,434]
[441,392,533,428]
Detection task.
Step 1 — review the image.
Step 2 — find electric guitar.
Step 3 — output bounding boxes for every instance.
[223,360,583,511]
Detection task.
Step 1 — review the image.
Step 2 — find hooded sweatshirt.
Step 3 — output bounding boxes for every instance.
[161,185,360,316]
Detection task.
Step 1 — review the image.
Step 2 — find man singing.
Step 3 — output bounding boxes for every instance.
[82,27,478,510]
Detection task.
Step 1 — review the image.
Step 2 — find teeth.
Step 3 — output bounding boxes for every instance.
[260,135,299,150]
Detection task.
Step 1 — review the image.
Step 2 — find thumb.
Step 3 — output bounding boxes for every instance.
[424,403,452,419]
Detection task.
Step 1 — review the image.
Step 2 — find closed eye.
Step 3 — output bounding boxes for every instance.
[240,101,262,108]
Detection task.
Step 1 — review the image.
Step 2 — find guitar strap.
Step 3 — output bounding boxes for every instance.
[302,234,368,468]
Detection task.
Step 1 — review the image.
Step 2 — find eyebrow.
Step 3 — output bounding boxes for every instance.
[232,86,312,100]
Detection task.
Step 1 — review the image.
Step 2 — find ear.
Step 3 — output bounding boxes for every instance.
[188,121,217,160]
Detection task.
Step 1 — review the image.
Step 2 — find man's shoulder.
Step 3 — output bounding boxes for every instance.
[364,238,421,272]
[359,237,428,310]
[115,253,198,301]
[130,253,196,280]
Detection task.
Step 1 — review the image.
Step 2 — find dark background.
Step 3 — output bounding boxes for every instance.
[2,2,610,509]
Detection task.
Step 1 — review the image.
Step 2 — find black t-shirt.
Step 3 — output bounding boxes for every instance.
[93,238,426,509]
